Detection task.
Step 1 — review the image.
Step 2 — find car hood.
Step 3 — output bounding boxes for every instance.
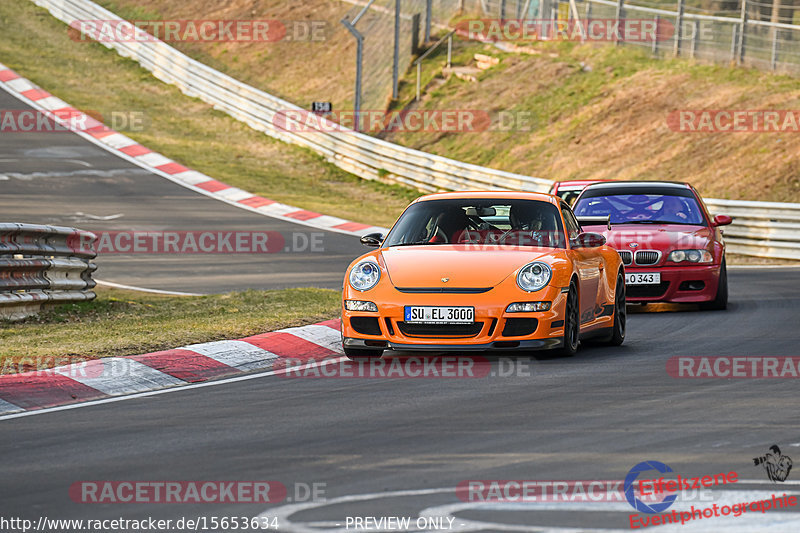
[585,224,714,251]
[381,246,558,288]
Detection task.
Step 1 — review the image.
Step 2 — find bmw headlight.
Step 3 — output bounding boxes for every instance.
[667,249,713,263]
[516,262,552,292]
[349,260,381,291]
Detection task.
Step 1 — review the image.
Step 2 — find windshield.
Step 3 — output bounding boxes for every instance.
[384,198,566,248]
[573,193,706,225]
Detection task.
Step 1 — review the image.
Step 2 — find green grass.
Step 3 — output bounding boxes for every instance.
[0,287,340,371]
[0,1,418,228]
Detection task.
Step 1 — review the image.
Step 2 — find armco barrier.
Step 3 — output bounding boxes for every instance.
[0,224,97,321]
[28,0,800,261]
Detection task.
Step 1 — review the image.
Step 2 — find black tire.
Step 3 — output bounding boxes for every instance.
[556,282,580,356]
[700,259,728,311]
[343,346,384,360]
[604,272,626,346]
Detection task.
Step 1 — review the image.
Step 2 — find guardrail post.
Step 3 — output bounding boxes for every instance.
[738,0,748,65]
[730,23,738,63]
[673,0,684,56]
[771,28,779,70]
[615,0,625,46]
[690,20,699,58]
[501,0,507,21]
[412,13,421,54]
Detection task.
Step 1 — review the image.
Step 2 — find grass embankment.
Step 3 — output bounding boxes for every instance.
[0,1,417,228]
[101,0,800,204]
[0,287,340,372]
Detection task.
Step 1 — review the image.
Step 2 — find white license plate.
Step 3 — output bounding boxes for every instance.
[626,272,661,285]
[404,306,474,324]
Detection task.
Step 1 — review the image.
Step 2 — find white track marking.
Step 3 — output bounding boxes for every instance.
[135,152,173,167]
[0,356,348,422]
[5,78,35,92]
[55,358,184,395]
[94,279,204,296]
[279,324,342,352]
[0,398,24,415]
[183,340,279,371]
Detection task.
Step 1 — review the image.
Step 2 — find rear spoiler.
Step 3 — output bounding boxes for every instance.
[576,215,612,231]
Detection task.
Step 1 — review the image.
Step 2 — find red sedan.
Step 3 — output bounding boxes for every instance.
[573,181,732,310]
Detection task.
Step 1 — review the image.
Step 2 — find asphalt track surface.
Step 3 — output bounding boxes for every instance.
[3,62,800,533]
[3,267,800,532]
[0,89,365,293]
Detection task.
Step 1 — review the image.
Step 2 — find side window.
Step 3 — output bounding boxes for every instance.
[561,204,582,241]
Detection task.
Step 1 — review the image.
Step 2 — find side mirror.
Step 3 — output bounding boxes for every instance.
[360,232,384,247]
[712,215,733,227]
[572,232,606,248]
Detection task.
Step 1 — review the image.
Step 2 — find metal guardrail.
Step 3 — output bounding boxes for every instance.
[0,224,97,321]
[28,0,800,261]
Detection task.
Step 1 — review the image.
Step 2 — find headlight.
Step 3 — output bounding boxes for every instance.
[348,260,381,291]
[516,262,552,292]
[667,249,713,263]
[506,302,551,312]
[345,300,378,312]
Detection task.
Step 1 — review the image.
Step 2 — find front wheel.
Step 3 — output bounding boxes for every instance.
[343,346,384,360]
[700,259,728,311]
[556,283,580,356]
[604,272,626,346]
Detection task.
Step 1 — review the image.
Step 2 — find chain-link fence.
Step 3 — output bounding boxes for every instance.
[341,0,800,114]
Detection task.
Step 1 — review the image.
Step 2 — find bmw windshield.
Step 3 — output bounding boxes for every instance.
[573,191,706,225]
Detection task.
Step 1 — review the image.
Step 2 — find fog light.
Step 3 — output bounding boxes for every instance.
[506,301,551,312]
[345,300,378,312]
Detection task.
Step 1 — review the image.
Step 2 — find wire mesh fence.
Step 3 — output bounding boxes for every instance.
[341,0,800,114]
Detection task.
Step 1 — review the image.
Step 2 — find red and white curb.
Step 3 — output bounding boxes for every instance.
[0,63,389,237]
[0,319,342,415]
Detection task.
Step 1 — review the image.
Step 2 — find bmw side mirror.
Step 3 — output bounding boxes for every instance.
[712,215,733,227]
[360,233,384,247]
[572,232,606,248]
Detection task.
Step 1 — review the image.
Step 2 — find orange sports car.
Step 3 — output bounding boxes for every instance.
[341,191,626,359]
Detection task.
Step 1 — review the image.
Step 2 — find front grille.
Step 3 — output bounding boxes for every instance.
[617,250,633,265]
[627,281,670,298]
[635,250,660,265]
[350,317,382,336]
[397,321,484,337]
[502,318,538,337]
[395,287,492,294]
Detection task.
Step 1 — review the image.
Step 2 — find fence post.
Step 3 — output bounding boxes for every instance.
[652,15,659,55]
[412,13,421,55]
[501,0,507,20]
[615,0,625,46]
[416,62,422,101]
[586,1,592,21]
[393,0,400,99]
[425,0,432,42]
[341,18,364,131]
[771,28,779,70]
[738,0,748,65]
[690,20,699,58]
[673,0,684,56]
[447,33,453,68]
[729,24,738,63]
